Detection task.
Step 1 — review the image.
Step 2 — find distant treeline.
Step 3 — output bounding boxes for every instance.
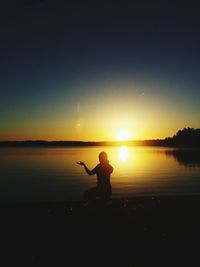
[0,128,199,147]
[0,140,157,147]
[164,127,200,147]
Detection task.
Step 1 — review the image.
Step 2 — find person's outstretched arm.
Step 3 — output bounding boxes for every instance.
[77,161,96,176]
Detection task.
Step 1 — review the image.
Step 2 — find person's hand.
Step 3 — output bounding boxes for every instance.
[76,161,85,166]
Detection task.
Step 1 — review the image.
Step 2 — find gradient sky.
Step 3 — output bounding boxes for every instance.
[0,0,200,141]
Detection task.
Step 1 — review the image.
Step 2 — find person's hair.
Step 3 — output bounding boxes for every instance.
[99,151,109,164]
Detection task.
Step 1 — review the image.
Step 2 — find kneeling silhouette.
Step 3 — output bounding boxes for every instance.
[77,151,113,202]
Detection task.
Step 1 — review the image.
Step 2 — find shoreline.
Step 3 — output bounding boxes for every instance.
[2,195,200,217]
[1,140,200,148]
[2,195,200,265]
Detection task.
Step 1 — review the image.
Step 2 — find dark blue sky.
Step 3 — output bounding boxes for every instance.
[0,0,200,140]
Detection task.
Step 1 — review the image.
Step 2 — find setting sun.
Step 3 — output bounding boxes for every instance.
[117,130,131,141]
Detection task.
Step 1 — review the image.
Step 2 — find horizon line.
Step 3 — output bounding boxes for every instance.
[0,139,165,143]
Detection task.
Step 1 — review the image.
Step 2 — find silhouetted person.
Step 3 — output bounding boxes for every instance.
[77,151,113,202]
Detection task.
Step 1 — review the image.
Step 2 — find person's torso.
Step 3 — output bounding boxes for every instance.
[95,163,113,188]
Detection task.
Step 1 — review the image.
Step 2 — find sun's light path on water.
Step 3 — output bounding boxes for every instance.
[119,146,129,162]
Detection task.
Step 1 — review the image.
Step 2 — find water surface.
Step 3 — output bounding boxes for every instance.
[0,146,200,203]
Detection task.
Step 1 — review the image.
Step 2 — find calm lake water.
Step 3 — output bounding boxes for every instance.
[0,146,200,203]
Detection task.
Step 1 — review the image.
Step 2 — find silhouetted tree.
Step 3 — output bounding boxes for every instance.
[165,127,200,147]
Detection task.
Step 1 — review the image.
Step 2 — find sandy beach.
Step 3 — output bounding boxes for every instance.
[1,195,200,266]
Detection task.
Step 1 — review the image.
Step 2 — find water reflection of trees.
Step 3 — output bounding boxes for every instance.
[165,149,200,167]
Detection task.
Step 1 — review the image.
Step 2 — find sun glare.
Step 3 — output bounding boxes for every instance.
[117,130,130,141]
[119,146,129,162]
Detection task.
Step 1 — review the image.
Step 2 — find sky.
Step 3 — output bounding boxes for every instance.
[0,0,200,141]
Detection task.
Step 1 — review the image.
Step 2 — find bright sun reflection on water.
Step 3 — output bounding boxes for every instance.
[119,146,129,162]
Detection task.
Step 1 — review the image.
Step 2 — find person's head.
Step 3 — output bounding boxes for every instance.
[99,151,109,164]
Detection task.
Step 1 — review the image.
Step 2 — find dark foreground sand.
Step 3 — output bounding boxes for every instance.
[1,195,200,266]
